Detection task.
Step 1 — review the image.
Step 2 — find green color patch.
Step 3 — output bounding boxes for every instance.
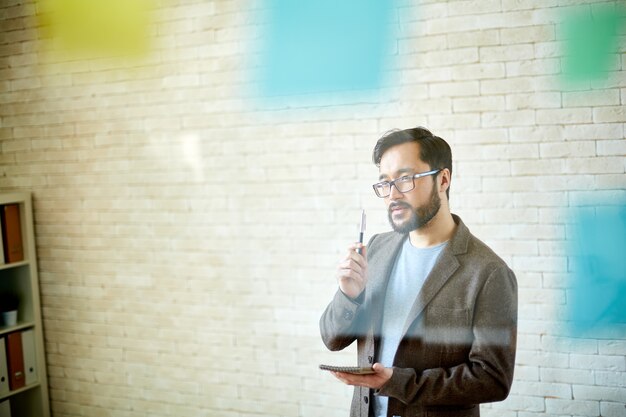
[561,3,624,84]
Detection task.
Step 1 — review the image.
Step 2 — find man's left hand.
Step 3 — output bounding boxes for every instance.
[330,363,393,389]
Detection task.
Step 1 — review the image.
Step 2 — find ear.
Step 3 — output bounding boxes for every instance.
[438,168,451,195]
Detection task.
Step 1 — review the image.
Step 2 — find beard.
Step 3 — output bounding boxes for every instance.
[387,182,441,234]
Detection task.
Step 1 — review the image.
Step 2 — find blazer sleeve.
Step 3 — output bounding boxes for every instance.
[319,234,379,351]
[376,264,518,405]
[319,289,366,351]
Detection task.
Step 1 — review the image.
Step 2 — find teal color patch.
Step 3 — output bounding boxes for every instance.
[257,0,394,97]
[568,204,626,334]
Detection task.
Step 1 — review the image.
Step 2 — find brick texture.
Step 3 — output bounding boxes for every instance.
[1,0,625,416]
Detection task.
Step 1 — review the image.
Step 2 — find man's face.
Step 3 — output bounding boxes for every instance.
[378,142,441,234]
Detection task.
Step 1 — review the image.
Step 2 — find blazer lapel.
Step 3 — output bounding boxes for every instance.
[365,233,406,339]
[399,215,470,338]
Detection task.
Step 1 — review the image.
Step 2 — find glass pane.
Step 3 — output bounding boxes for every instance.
[373,183,389,197]
[395,176,414,192]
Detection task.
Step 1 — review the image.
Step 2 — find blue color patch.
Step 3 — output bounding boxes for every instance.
[257,0,394,97]
[568,204,626,334]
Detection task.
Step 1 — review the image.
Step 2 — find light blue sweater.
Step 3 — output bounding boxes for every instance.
[374,238,447,417]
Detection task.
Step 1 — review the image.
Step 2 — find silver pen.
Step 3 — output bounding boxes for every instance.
[356,209,366,255]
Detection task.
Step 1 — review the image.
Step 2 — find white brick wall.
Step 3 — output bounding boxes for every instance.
[1,0,625,416]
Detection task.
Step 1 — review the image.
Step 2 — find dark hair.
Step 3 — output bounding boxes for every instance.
[372,127,452,199]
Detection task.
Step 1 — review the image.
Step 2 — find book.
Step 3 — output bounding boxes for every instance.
[21,330,37,386]
[0,205,23,264]
[5,333,24,391]
[0,216,4,264]
[0,338,9,395]
[0,399,10,417]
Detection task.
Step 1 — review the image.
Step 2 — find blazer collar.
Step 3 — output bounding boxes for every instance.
[448,214,470,256]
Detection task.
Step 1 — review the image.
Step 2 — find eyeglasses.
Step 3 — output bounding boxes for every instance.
[372,169,441,198]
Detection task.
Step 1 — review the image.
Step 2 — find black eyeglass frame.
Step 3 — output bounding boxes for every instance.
[372,168,442,198]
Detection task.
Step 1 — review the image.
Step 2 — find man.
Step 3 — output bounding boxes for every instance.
[320,127,517,417]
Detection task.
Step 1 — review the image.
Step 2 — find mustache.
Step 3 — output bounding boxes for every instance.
[389,201,412,211]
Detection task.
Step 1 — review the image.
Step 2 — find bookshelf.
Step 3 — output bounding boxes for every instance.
[0,193,50,417]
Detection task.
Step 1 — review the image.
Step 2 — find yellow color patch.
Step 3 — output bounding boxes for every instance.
[38,0,151,56]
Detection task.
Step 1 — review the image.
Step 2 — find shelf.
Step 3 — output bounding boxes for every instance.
[0,261,29,272]
[0,193,50,417]
[0,321,35,337]
[0,382,41,402]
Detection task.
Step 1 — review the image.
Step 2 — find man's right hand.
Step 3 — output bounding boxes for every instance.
[336,243,368,299]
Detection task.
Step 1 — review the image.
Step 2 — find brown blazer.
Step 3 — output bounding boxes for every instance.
[320,215,517,417]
